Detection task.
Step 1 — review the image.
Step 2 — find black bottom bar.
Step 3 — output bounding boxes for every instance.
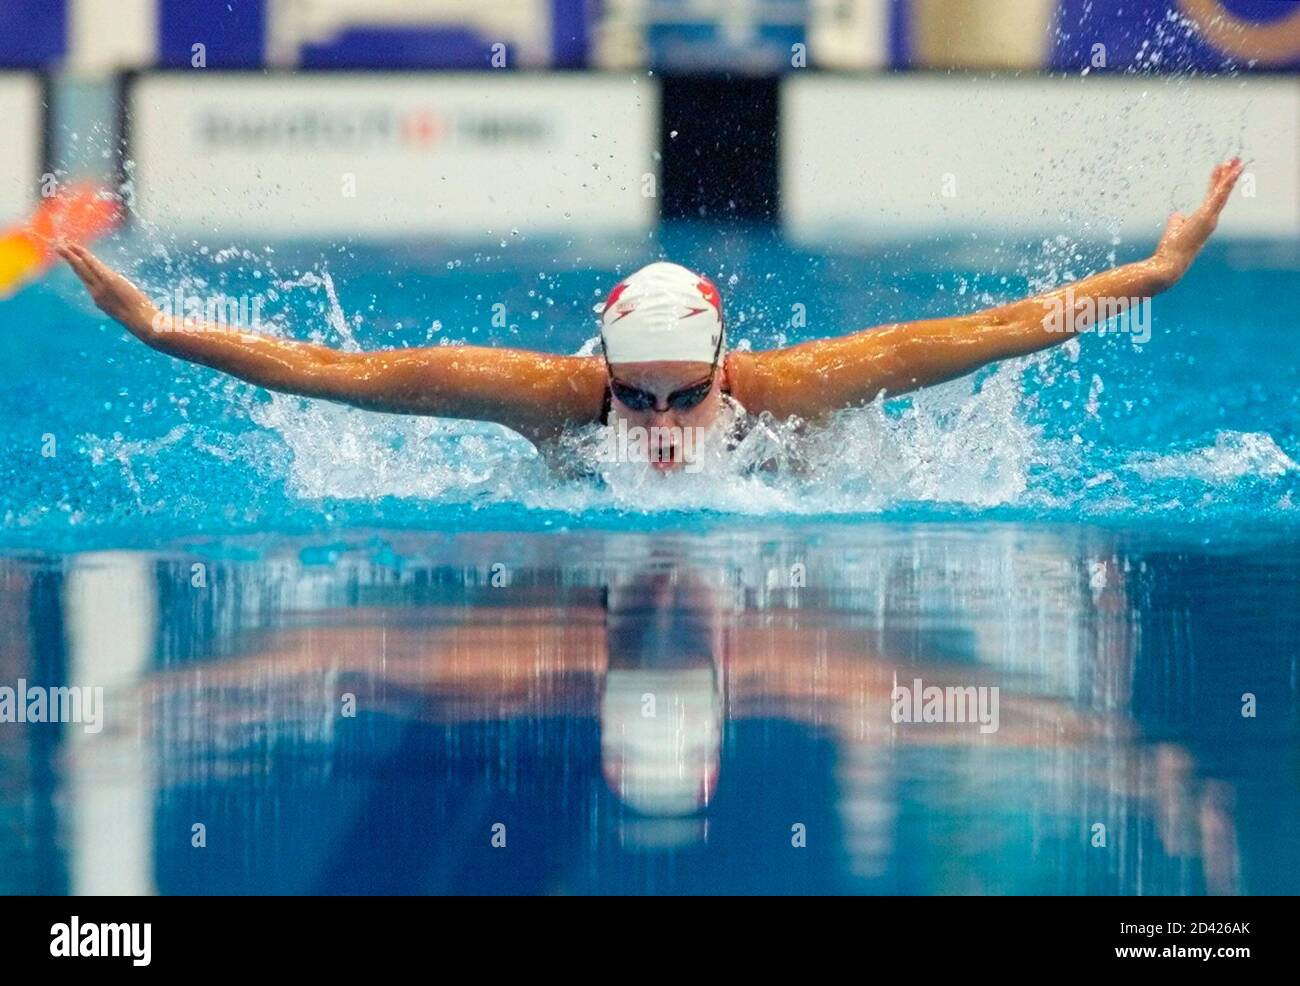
[0,895,1283,972]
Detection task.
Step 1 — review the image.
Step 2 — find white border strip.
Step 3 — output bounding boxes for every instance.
[782,74,1300,240]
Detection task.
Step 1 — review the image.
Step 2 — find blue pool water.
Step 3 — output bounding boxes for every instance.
[1,225,1297,894]
[1,227,1297,543]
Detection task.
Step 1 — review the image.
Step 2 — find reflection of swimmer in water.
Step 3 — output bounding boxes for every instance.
[601,567,725,818]
[59,160,1241,472]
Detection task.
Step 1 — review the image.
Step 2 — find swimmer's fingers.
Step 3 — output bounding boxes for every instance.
[59,244,119,303]
[57,244,154,328]
[1198,157,1243,222]
[58,244,122,301]
[1155,158,1243,277]
[57,243,104,292]
[1177,159,1241,243]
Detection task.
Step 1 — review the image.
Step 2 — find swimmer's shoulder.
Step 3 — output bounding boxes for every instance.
[510,352,607,441]
[723,343,847,423]
[549,352,607,421]
[722,349,766,410]
[393,346,605,442]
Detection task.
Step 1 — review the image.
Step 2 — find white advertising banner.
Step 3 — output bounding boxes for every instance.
[782,75,1300,240]
[129,73,659,237]
[0,74,43,225]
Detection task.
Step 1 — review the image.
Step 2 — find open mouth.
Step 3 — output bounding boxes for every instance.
[650,443,682,471]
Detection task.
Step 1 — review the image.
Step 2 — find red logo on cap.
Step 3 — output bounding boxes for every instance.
[696,277,722,316]
[603,280,638,322]
[604,281,628,308]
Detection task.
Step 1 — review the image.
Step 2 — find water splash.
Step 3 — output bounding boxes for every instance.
[1127,431,1299,483]
[10,219,1296,543]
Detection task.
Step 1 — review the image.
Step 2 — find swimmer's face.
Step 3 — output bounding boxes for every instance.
[607,360,724,472]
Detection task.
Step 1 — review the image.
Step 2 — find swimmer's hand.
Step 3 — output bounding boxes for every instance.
[57,242,158,335]
[1153,157,1243,284]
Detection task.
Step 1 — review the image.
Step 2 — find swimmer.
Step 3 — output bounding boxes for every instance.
[58,159,1243,473]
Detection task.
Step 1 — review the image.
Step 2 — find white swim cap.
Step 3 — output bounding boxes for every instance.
[599,261,724,364]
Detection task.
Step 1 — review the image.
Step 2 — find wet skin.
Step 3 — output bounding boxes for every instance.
[54,160,1244,467]
[605,360,725,472]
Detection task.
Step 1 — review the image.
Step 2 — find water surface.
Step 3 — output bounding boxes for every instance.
[2,524,1295,895]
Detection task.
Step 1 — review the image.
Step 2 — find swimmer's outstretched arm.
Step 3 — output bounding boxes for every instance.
[731,159,1243,421]
[56,244,606,441]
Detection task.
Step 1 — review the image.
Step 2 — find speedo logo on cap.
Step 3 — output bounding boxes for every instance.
[599,262,725,364]
[604,280,636,323]
[695,276,721,318]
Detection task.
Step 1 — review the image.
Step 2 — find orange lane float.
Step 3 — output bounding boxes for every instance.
[0,182,121,299]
